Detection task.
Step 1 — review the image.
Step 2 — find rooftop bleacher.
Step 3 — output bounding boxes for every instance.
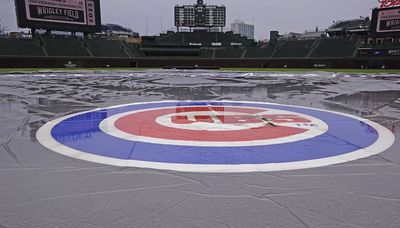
[327,18,370,35]
[328,19,369,31]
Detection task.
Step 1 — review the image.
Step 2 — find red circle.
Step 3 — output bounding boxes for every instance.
[114,106,308,142]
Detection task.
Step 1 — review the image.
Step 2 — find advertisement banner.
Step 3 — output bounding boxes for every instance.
[24,0,96,25]
[377,8,400,32]
[379,0,400,8]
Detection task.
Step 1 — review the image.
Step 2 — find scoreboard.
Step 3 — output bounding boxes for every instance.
[371,6,400,35]
[14,0,101,32]
[175,0,226,29]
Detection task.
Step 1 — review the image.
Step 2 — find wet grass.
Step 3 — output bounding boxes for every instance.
[0,67,399,74]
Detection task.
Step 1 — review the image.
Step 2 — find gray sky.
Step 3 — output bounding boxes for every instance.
[1,0,379,40]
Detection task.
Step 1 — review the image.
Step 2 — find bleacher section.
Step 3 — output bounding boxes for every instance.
[273,40,316,58]
[199,49,214,58]
[42,37,90,57]
[215,48,244,58]
[155,32,185,44]
[127,44,145,57]
[217,32,255,47]
[0,38,44,56]
[245,43,278,58]
[85,39,129,57]
[140,46,199,57]
[142,31,255,47]
[0,36,362,59]
[310,38,359,58]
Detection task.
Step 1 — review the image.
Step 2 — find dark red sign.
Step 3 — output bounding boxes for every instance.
[379,0,400,8]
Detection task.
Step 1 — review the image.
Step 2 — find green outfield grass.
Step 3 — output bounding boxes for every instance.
[0,67,399,74]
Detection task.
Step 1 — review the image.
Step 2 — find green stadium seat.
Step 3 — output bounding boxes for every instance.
[42,37,90,57]
[0,38,45,56]
[310,37,359,58]
[85,39,129,57]
[273,40,315,58]
[215,48,244,58]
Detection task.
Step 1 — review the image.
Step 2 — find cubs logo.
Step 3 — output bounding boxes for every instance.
[36,101,395,173]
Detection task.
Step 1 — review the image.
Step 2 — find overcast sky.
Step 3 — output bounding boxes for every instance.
[0,0,379,40]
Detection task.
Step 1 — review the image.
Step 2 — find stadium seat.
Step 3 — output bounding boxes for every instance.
[42,37,90,57]
[85,39,130,57]
[0,38,45,56]
[310,37,359,58]
[215,48,245,58]
[245,43,278,58]
[272,40,315,58]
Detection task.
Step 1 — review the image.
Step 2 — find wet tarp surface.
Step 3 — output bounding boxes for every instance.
[0,70,399,228]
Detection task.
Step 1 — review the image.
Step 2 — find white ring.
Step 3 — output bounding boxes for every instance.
[36,100,396,173]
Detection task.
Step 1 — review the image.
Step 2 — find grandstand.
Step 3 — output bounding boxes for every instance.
[140,45,200,57]
[42,37,90,57]
[139,30,256,57]
[272,40,316,58]
[142,31,255,47]
[0,35,388,60]
[310,37,359,58]
[215,48,245,58]
[0,38,44,56]
[244,43,278,58]
[126,44,145,57]
[84,39,130,58]
[1,0,399,68]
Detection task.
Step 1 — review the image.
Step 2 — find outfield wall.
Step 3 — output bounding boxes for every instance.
[1,56,399,69]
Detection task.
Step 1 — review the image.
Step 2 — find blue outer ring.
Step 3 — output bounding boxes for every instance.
[50,101,379,165]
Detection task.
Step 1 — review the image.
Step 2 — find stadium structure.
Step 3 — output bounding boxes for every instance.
[1,0,400,69]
